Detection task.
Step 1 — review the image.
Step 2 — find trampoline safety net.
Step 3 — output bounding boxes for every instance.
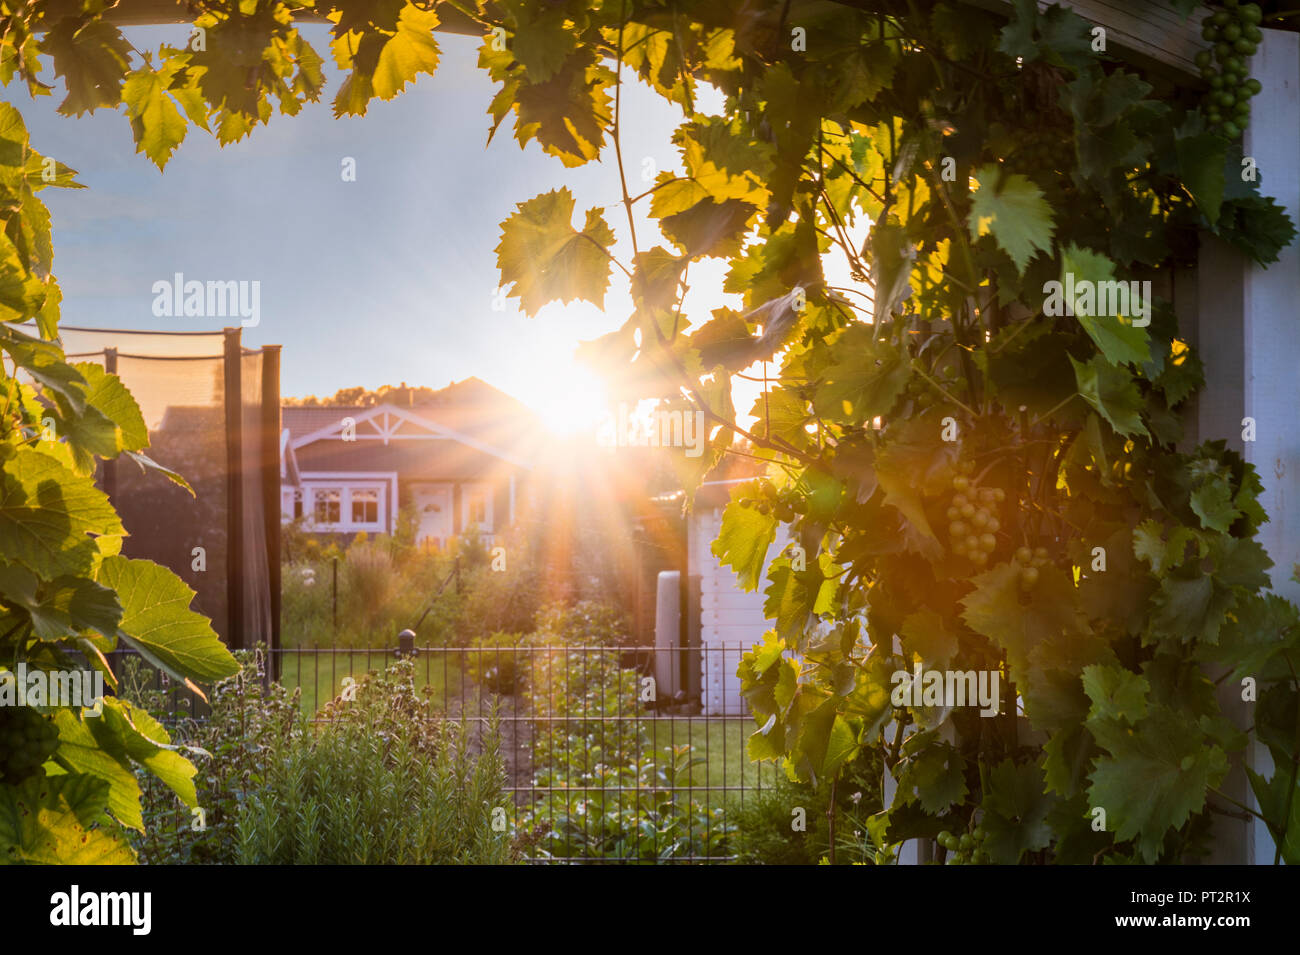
[57,325,281,653]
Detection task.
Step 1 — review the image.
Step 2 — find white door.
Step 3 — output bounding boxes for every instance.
[410,483,453,547]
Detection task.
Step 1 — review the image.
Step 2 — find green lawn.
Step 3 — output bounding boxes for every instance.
[275,650,466,716]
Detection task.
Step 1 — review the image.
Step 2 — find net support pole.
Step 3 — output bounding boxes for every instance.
[102,348,118,501]
[261,345,282,677]
[223,327,244,651]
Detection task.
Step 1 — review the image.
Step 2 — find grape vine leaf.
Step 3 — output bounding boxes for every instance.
[1060,244,1150,366]
[713,496,777,591]
[980,759,1055,864]
[496,187,615,315]
[97,556,239,690]
[0,449,123,579]
[40,18,132,116]
[122,65,188,169]
[0,774,135,864]
[1087,704,1228,861]
[1070,355,1148,438]
[969,164,1054,274]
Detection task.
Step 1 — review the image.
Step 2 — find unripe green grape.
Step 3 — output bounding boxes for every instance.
[1207,109,1223,124]
[980,533,997,552]
[1246,78,1263,95]
[1211,10,1230,27]
[1195,50,1213,69]
[1241,4,1262,25]
[1209,74,1224,90]
[1217,90,1236,108]
[1223,120,1242,138]
[1244,25,1262,43]
[1234,39,1254,55]
[952,476,970,493]
[1216,42,1233,61]
[1223,23,1241,42]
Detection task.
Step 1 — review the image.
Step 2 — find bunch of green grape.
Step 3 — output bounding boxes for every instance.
[945,474,1005,567]
[740,479,805,523]
[1014,544,1051,591]
[1010,118,1074,176]
[938,826,991,864]
[0,706,59,783]
[1197,1,1265,139]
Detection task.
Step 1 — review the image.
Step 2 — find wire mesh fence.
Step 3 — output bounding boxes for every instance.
[116,644,778,864]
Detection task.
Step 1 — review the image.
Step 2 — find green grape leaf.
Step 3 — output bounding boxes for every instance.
[40,18,132,116]
[961,562,1089,685]
[52,708,143,831]
[713,496,777,592]
[1213,195,1297,267]
[1176,131,1227,225]
[763,551,840,646]
[1189,472,1239,533]
[371,5,440,101]
[122,66,188,169]
[124,450,195,496]
[97,698,198,809]
[1087,705,1228,861]
[0,449,123,579]
[1070,355,1148,438]
[969,164,1054,274]
[97,556,239,690]
[896,742,968,814]
[1151,572,1235,645]
[813,324,910,426]
[76,362,148,453]
[0,774,135,864]
[899,608,958,669]
[1081,663,1149,725]
[1059,244,1150,366]
[981,759,1055,864]
[496,187,615,315]
[1246,766,1300,865]
[0,560,122,640]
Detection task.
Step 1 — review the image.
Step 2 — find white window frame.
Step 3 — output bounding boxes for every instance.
[298,480,389,534]
[461,482,493,534]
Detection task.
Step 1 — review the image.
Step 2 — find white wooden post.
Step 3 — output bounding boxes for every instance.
[1193,27,1300,865]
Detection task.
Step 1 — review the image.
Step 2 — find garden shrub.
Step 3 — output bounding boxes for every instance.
[235,660,516,864]
[522,645,732,862]
[466,632,529,695]
[130,648,301,865]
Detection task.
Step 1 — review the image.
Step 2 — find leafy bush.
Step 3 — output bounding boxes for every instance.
[533,600,633,648]
[466,632,529,695]
[522,645,732,862]
[130,649,301,865]
[234,660,516,864]
[731,750,885,865]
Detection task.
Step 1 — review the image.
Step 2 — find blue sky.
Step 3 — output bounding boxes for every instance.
[18,24,739,431]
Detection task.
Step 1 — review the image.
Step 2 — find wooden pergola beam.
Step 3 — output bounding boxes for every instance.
[103,0,1209,78]
[965,0,1211,79]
